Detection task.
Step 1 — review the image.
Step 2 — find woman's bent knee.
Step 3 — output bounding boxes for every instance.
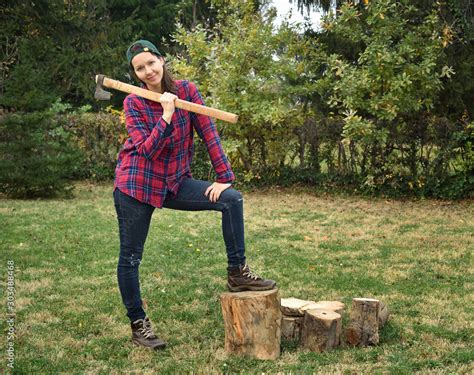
[221,188,243,205]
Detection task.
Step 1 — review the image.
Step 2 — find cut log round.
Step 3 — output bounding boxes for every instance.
[300,309,342,352]
[302,301,345,316]
[281,298,345,317]
[220,289,281,360]
[346,298,380,346]
[280,297,312,316]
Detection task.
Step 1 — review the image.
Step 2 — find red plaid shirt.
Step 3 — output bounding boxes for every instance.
[114,80,235,208]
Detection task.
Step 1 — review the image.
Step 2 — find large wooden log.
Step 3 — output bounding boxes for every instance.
[300,309,342,352]
[220,289,281,360]
[346,298,380,346]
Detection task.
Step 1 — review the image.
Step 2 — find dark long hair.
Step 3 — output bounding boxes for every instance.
[130,54,177,95]
[161,61,177,95]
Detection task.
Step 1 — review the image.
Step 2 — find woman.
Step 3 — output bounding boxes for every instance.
[113,40,276,350]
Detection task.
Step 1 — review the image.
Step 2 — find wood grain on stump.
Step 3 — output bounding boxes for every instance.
[281,316,303,341]
[346,298,380,346]
[302,301,345,316]
[300,309,342,352]
[281,298,345,316]
[280,297,311,316]
[220,289,281,360]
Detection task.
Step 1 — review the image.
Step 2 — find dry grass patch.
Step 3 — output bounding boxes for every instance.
[127,347,158,364]
[28,310,61,325]
[17,277,52,294]
[62,335,88,350]
[14,297,33,311]
[65,299,90,314]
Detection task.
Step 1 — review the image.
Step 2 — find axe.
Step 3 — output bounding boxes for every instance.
[94,74,238,124]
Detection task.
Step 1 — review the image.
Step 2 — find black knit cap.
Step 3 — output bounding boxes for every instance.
[126,40,161,66]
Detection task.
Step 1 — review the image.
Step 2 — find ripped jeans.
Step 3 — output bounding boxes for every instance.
[113,178,246,322]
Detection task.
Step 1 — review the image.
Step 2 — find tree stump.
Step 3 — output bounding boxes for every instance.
[300,309,342,352]
[281,316,303,341]
[220,289,281,360]
[346,298,380,346]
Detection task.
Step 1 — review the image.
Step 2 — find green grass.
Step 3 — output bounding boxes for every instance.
[1,182,473,374]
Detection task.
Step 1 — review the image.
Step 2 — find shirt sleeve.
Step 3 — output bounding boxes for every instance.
[188,82,235,183]
[124,95,174,160]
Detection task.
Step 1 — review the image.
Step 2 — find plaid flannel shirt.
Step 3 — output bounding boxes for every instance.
[114,80,235,208]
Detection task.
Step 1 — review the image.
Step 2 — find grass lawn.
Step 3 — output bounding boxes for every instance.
[1,182,473,374]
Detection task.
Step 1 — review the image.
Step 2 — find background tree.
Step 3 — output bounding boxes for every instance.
[316,0,472,196]
[1,0,132,110]
[0,0,219,111]
[292,0,473,121]
[172,0,322,179]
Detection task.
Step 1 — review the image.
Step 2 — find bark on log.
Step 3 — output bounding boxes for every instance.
[345,298,380,346]
[378,301,389,329]
[300,309,342,352]
[281,316,302,341]
[220,289,281,360]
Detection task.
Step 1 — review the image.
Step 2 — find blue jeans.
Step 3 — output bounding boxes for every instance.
[113,178,247,321]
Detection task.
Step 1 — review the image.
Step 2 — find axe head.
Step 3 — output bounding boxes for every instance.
[94,74,111,100]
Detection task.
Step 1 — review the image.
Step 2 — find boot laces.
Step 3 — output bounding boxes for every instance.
[242,265,261,280]
[138,318,156,339]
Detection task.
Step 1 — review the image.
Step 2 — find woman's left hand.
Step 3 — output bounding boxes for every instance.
[204,182,232,203]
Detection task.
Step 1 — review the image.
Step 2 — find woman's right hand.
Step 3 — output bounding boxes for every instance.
[161,92,177,124]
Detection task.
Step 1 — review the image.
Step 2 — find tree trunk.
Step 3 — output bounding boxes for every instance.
[259,134,267,167]
[349,140,358,173]
[297,128,306,168]
[192,0,198,28]
[361,144,368,175]
[220,289,281,360]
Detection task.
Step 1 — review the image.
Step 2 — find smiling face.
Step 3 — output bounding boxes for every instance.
[131,52,164,92]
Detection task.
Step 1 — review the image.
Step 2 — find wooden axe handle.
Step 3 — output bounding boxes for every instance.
[97,75,238,124]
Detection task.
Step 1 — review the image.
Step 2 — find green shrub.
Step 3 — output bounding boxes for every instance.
[190,138,213,181]
[66,108,127,181]
[0,111,83,198]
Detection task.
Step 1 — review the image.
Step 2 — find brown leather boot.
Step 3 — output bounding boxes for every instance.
[131,317,166,350]
[227,264,277,292]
